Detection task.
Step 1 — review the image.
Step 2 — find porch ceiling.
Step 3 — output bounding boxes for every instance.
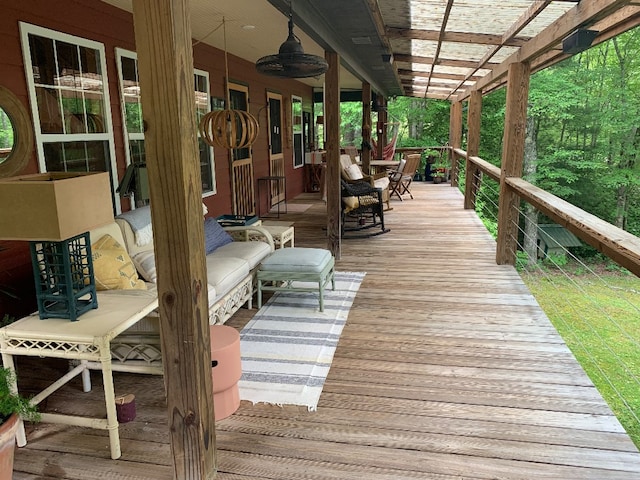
[104,0,640,101]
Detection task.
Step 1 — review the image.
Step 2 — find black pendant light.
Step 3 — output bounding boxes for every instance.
[256,8,328,78]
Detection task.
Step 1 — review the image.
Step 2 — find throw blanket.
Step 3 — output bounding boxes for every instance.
[116,206,153,246]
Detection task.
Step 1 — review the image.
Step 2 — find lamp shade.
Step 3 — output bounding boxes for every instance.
[0,172,114,241]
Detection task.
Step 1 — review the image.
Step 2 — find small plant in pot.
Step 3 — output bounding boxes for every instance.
[0,367,38,479]
[432,170,446,184]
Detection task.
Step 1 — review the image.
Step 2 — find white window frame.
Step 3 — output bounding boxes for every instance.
[20,22,120,212]
[115,48,216,197]
[291,95,304,169]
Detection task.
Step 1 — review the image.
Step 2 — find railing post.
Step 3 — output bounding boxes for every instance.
[464,90,482,209]
[496,62,531,266]
[448,101,462,187]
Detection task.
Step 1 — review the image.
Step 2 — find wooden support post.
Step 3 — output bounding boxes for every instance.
[325,51,341,259]
[361,82,372,174]
[464,91,482,209]
[496,62,531,266]
[375,95,387,160]
[132,1,216,479]
[448,101,462,187]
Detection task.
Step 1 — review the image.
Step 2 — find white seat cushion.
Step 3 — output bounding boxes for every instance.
[205,256,250,298]
[207,283,218,308]
[344,163,364,181]
[209,241,272,270]
[260,247,332,273]
[374,176,390,190]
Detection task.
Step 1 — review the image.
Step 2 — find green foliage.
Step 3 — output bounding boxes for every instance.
[471,26,640,237]
[0,108,14,150]
[387,97,450,147]
[0,314,15,328]
[515,251,532,271]
[0,367,39,424]
[542,253,569,269]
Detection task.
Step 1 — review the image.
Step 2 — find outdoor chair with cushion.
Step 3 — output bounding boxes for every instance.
[339,154,391,210]
[340,179,389,238]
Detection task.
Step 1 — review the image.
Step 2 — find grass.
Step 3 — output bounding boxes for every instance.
[521,264,640,448]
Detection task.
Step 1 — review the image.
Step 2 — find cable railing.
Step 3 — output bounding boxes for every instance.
[447,146,640,445]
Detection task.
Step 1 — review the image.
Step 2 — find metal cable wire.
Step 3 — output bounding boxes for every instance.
[507,204,640,428]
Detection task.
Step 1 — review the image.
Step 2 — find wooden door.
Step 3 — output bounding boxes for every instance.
[267,91,285,205]
[229,83,255,215]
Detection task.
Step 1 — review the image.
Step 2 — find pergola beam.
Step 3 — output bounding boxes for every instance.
[386,27,528,47]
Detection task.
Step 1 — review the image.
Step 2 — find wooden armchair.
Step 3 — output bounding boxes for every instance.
[340,179,390,238]
[339,154,391,210]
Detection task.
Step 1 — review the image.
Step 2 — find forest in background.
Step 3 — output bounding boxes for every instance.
[339,26,640,247]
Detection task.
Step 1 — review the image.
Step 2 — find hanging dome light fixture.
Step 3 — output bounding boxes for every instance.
[199,18,259,149]
[255,8,328,78]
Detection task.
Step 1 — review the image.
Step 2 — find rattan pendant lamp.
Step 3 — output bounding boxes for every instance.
[255,2,328,78]
[199,18,259,149]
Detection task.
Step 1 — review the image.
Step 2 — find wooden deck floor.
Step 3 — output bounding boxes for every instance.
[13,183,640,479]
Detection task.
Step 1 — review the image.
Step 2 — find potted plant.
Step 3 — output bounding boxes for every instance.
[432,170,446,184]
[0,367,38,479]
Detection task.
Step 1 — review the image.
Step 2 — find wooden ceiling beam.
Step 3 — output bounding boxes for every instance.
[404,88,451,100]
[401,79,466,88]
[398,70,481,81]
[393,53,499,69]
[387,27,528,47]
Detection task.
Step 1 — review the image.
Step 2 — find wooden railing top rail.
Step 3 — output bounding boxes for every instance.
[469,156,501,182]
[451,148,501,181]
[506,177,640,277]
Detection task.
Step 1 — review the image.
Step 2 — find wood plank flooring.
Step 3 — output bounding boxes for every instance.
[12,183,640,479]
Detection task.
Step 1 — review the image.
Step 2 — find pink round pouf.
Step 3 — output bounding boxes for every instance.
[210,325,242,421]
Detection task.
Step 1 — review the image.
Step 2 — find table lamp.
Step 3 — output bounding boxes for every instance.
[0,172,114,321]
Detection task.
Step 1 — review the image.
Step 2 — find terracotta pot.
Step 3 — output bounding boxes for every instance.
[0,414,19,480]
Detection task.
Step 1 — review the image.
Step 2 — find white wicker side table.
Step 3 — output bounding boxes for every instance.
[261,224,294,249]
[0,290,158,460]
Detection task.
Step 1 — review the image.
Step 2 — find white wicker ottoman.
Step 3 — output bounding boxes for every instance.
[256,247,335,311]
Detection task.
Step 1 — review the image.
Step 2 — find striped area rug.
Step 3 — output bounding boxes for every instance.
[238,271,365,411]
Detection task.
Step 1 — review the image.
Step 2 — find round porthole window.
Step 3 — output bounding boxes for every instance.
[0,85,33,178]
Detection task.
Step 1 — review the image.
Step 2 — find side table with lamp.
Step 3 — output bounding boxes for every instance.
[0,171,153,459]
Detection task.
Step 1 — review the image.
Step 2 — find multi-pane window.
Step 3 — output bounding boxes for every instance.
[116,49,215,197]
[20,23,118,209]
[292,96,303,168]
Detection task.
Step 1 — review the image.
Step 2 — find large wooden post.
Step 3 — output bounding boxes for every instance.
[132,1,216,478]
[448,100,462,187]
[496,62,531,266]
[325,51,341,259]
[375,94,387,160]
[464,90,482,209]
[361,82,372,174]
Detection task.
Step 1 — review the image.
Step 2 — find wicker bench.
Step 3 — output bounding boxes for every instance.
[256,247,335,311]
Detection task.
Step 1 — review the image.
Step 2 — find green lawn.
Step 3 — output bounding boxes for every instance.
[522,268,640,448]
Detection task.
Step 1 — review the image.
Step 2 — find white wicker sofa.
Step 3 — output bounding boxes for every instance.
[88,206,274,369]
[90,205,274,324]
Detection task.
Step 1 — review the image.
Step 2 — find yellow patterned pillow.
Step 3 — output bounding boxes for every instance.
[91,234,147,291]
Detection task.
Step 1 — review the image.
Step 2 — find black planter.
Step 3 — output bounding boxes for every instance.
[424,163,433,181]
